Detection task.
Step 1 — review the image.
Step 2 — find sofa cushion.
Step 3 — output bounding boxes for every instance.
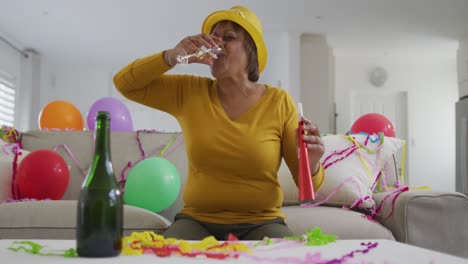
[0,200,171,239]
[282,205,395,240]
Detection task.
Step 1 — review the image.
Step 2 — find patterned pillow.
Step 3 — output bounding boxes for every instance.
[316,133,405,209]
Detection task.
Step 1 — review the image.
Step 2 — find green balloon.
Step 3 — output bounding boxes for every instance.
[124,157,181,213]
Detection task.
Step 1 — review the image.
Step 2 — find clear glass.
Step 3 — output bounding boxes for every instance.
[176,46,222,64]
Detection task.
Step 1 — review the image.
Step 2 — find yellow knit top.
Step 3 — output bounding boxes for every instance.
[113,52,324,224]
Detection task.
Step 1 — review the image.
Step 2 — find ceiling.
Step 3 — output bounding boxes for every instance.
[1,0,468,63]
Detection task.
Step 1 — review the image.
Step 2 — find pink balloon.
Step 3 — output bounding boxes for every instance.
[350,113,395,137]
[87,97,133,131]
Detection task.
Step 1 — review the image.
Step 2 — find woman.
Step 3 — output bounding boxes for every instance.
[113,6,325,240]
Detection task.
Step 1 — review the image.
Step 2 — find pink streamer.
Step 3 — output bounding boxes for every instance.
[363,134,370,146]
[342,179,376,211]
[380,168,390,191]
[2,144,14,154]
[301,176,358,208]
[118,161,133,191]
[118,130,183,192]
[239,241,379,264]
[11,145,20,199]
[322,145,358,170]
[11,144,21,199]
[248,238,304,249]
[348,132,383,144]
[345,196,370,210]
[316,132,408,223]
[136,129,168,158]
[370,171,383,191]
[2,143,22,200]
[53,144,87,177]
[143,145,165,159]
[4,131,183,202]
[0,197,49,204]
[136,130,150,157]
[358,149,384,192]
[354,135,393,194]
[240,252,322,264]
[322,145,355,165]
[380,159,394,190]
[161,139,184,158]
[369,186,409,222]
[323,242,378,264]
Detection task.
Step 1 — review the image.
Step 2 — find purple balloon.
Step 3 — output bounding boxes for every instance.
[87,97,133,131]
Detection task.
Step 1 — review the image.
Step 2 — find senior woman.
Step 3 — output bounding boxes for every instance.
[113,6,325,240]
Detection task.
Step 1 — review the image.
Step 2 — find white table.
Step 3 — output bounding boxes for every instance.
[0,239,466,263]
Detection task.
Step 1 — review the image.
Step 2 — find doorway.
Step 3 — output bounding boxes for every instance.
[349,90,409,184]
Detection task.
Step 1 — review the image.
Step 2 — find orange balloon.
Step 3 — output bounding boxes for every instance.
[39,100,84,130]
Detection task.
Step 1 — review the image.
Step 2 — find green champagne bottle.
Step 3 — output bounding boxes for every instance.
[76,111,123,257]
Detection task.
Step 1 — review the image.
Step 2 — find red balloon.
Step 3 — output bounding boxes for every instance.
[350,113,396,137]
[17,149,70,200]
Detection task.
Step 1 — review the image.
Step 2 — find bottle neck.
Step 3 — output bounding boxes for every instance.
[94,117,111,158]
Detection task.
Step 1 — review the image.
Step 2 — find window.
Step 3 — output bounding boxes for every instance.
[0,77,15,127]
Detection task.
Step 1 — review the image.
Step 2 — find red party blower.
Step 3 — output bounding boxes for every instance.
[297,103,315,202]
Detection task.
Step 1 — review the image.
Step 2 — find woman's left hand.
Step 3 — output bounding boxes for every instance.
[300,117,325,175]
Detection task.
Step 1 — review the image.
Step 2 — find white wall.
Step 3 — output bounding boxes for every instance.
[18,51,41,131]
[37,32,291,132]
[260,32,291,92]
[37,59,113,130]
[0,41,20,81]
[334,51,458,191]
[300,34,335,133]
[18,31,459,192]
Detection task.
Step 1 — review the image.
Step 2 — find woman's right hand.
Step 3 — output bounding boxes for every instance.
[164,34,223,66]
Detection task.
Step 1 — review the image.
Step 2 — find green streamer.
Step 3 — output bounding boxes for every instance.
[284,227,336,246]
[8,241,77,258]
[252,237,275,247]
[158,133,178,157]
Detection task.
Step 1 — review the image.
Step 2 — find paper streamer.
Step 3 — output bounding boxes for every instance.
[8,241,76,257]
[8,228,383,264]
[118,130,182,191]
[53,144,87,177]
[1,142,22,200]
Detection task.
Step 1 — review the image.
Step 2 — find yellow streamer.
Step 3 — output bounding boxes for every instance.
[399,140,406,185]
[121,231,252,256]
[343,134,378,182]
[326,133,431,192]
[158,133,179,157]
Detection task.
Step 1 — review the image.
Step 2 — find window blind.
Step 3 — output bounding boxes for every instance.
[0,77,15,127]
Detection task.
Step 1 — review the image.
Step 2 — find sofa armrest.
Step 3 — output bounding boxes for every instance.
[372,190,468,258]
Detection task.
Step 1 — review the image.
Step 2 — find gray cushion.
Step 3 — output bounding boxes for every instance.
[282,205,395,240]
[0,200,170,239]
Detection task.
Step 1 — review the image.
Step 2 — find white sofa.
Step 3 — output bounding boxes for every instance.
[0,130,467,258]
